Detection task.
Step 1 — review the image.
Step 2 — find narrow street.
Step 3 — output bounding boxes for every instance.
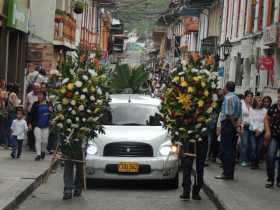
[18,168,216,210]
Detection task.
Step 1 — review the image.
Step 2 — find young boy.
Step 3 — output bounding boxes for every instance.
[10,108,28,159]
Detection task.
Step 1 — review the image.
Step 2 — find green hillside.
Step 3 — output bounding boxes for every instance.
[114,0,169,35]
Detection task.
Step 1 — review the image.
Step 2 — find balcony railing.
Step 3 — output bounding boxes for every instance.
[54,10,76,49]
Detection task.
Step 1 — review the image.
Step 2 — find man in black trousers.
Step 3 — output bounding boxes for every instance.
[180,136,208,201]
[215,81,241,180]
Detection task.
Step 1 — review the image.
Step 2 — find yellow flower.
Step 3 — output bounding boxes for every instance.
[201,82,206,87]
[198,100,204,108]
[60,88,66,94]
[211,102,218,108]
[180,78,188,87]
[193,77,199,82]
[67,83,74,91]
[177,93,192,111]
[204,90,209,97]
[188,86,194,93]
[172,76,180,83]
[197,116,205,122]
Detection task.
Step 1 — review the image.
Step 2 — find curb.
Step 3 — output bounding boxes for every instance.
[202,181,227,210]
[191,169,227,210]
[2,161,58,210]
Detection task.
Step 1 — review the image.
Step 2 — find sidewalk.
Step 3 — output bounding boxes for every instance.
[203,161,280,210]
[0,146,53,210]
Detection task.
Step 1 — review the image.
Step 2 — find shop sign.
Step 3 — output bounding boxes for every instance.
[262,24,278,45]
[259,56,274,70]
[259,56,274,84]
[7,0,29,33]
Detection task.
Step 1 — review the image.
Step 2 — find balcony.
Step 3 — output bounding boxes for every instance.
[54,10,76,50]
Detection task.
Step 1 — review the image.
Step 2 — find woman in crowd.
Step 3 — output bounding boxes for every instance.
[29,91,50,161]
[249,96,266,169]
[0,82,7,147]
[5,83,21,147]
[263,96,272,110]
[240,90,254,167]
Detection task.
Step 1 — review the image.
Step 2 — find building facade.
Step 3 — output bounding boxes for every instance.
[0,0,29,97]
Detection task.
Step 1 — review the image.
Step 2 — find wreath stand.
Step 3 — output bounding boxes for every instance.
[44,131,87,191]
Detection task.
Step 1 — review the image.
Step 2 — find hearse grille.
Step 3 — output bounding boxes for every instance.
[103,142,153,157]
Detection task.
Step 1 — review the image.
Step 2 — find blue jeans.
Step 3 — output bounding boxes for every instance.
[240,125,250,162]
[10,135,23,157]
[266,137,280,183]
[249,131,264,166]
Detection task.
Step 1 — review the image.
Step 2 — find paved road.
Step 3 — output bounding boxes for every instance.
[18,168,216,210]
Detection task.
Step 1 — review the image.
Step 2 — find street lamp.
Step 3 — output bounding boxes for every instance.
[219,38,232,60]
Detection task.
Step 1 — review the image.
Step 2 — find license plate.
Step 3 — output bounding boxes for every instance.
[118,162,139,173]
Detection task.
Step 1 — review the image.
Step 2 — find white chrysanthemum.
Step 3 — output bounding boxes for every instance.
[57,123,63,128]
[87,109,92,113]
[97,100,103,105]
[50,69,59,75]
[66,119,72,124]
[56,104,63,111]
[49,95,56,100]
[75,81,83,88]
[71,110,76,115]
[207,107,213,113]
[90,96,95,101]
[62,78,70,84]
[88,69,97,77]
[199,69,211,76]
[70,69,75,75]
[201,127,208,133]
[75,117,80,122]
[80,95,86,100]
[78,105,85,111]
[97,88,102,95]
[82,118,86,122]
[75,91,79,95]
[71,124,79,128]
[70,100,76,106]
[82,75,89,81]
[181,60,187,66]
[211,82,217,89]
[82,88,88,93]
[188,130,193,134]
[62,98,69,105]
[191,68,199,73]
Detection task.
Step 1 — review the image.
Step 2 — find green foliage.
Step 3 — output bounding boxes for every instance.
[111,64,149,94]
[115,0,169,35]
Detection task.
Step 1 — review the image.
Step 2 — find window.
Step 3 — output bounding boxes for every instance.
[257,0,263,31]
[103,104,161,126]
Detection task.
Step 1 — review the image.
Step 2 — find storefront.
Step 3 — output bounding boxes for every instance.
[0,0,29,98]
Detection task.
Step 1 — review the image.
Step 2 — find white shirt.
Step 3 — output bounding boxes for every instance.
[25,91,38,112]
[11,119,28,140]
[249,108,267,132]
[241,100,252,126]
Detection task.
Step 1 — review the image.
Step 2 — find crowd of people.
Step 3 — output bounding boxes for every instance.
[207,82,280,188]
[0,67,52,161]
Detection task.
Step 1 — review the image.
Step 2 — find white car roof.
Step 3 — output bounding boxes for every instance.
[110,94,161,106]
